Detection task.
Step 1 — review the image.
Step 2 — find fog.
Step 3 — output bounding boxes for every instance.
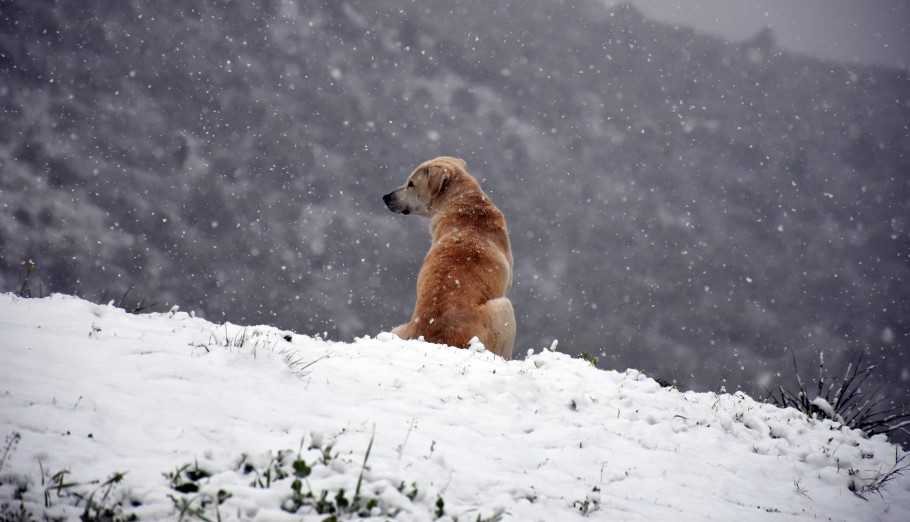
[625,0,910,69]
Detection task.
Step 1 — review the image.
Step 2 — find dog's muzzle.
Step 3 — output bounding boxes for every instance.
[383,192,409,214]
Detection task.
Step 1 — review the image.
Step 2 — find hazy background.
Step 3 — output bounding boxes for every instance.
[1,1,908,442]
[627,0,910,69]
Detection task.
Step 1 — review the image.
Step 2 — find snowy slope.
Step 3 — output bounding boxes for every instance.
[1,294,908,521]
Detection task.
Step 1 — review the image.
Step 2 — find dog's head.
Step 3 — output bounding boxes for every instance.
[383,156,467,217]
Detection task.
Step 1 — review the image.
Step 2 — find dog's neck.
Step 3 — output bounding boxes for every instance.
[429,189,494,240]
[428,174,484,215]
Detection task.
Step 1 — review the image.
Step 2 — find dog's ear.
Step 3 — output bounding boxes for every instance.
[427,167,450,200]
[452,157,467,169]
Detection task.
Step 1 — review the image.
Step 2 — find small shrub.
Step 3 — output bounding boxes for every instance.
[577,352,598,367]
[849,447,910,500]
[204,324,326,377]
[8,259,159,314]
[3,433,498,520]
[0,433,21,473]
[0,503,34,522]
[164,461,210,493]
[41,467,135,522]
[767,351,910,444]
[15,260,40,298]
[111,283,161,314]
[165,431,469,520]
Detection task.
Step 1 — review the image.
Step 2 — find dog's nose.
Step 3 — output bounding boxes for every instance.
[383,192,392,205]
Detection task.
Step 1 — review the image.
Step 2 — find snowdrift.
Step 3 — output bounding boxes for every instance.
[1,294,908,521]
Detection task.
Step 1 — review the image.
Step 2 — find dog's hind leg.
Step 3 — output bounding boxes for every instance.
[478,297,516,359]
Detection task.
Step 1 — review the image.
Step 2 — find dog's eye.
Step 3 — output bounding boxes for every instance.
[407,180,414,188]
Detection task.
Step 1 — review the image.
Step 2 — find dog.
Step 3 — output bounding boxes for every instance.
[382,156,516,359]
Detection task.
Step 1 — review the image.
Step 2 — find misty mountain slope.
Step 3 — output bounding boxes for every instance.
[1,1,908,418]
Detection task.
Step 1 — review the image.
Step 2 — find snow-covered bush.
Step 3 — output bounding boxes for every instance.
[767,351,910,444]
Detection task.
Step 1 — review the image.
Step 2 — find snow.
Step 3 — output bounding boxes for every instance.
[1,294,909,521]
[810,397,837,420]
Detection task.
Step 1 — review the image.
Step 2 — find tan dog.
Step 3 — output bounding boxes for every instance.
[382,156,516,359]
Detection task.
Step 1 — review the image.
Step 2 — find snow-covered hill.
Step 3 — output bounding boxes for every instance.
[1,294,908,521]
[4,1,909,415]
